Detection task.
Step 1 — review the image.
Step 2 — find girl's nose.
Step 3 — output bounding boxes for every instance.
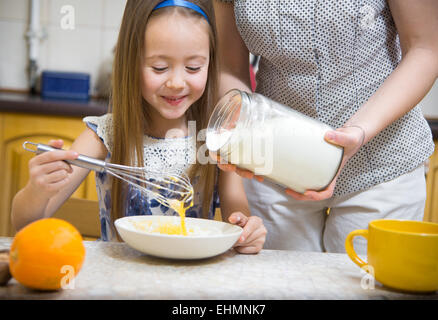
[166,71,185,89]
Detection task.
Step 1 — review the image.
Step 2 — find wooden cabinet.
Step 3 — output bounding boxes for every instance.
[425,140,438,223]
[0,112,98,237]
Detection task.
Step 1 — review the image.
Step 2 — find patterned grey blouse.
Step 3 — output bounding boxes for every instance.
[220,0,434,196]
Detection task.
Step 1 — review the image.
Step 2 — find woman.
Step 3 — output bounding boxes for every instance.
[213,0,437,253]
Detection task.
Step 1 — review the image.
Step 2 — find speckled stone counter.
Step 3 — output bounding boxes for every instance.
[0,237,436,300]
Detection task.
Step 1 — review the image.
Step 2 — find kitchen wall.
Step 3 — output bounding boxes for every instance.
[0,0,437,117]
[422,81,438,119]
[0,0,126,96]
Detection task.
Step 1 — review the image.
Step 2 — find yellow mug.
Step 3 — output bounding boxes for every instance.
[345,219,438,293]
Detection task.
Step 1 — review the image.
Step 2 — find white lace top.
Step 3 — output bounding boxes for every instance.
[83,113,219,241]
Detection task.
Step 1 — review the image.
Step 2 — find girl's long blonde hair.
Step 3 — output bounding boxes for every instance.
[109,0,218,225]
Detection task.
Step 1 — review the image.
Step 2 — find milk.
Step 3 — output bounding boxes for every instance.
[206,90,344,193]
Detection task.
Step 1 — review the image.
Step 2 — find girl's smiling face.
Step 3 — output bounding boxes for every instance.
[141,10,210,136]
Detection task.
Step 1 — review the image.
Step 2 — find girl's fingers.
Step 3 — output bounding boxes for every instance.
[229,213,253,243]
[48,139,65,149]
[32,169,71,194]
[31,159,74,177]
[227,215,267,255]
[228,212,249,227]
[31,149,79,167]
[237,216,264,243]
[234,226,266,247]
[234,229,266,253]
[29,152,78,192]
[44,169,70,184]
[43,175,72,193]
[46,159,74,173]
[234,244,262,254]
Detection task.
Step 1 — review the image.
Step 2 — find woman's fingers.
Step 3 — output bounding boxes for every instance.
[284,126,366,202]
[235,167,255,179]
[213,152,265,182]
[285,188,308,200]
[285,177,338,201]
[254,175,264,182]
[325,127,365,155]
[217,163,237,172]
[303,181,336,201]
[217,160,258,180]
[325,130,346,147]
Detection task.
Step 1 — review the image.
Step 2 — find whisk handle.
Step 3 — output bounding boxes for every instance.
[23,141,106,173]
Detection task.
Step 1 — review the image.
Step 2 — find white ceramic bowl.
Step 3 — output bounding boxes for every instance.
[114,215,243,260]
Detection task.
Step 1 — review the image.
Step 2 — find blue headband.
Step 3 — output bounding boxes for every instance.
[153,0,210,24]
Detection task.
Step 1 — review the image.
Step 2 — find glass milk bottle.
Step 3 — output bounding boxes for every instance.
[206,89,344,193]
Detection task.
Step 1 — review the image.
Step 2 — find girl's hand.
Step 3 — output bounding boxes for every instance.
[227,212,267,254]
[285,126,365,201]
[27,139,79,198]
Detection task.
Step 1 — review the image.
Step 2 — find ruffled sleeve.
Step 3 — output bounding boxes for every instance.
[82,113,114,153]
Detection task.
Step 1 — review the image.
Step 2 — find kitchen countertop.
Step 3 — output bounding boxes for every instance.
[0,237,436,300]
[0,92,108,117]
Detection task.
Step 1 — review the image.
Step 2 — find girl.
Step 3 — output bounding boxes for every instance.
[11,0,266,254]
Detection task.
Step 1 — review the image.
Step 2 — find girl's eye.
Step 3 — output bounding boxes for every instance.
[186,66,201,72]
[152,67,167,72]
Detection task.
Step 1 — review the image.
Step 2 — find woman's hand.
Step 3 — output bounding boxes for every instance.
[27,139,79,199]
[212,153,265,182]
[285,125,365,201]
[212,125,365,201]
[227,212,267,254]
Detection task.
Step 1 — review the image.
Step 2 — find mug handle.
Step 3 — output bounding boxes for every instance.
[345,229,368,269]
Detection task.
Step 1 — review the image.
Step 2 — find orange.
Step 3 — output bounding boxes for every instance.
[9,218,86,291]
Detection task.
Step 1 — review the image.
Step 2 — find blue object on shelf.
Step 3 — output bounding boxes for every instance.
[41,71,90,101]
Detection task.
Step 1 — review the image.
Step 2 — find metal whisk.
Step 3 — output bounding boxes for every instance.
[23,141,194,209]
